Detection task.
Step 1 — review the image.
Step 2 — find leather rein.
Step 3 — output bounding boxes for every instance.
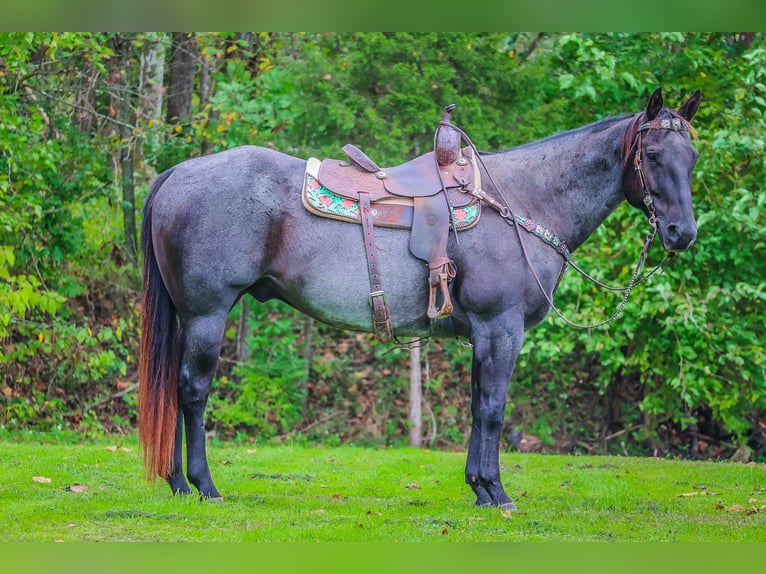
[451,112,691,330]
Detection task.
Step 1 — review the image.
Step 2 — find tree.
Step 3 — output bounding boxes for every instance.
[165,32,197,126]
[109,33,138,264]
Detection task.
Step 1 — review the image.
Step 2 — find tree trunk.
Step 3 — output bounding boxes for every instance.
[199,48,215,156]
[236,300,251,364]
[74,58,98,133]
[137,33,166,134]
[135,33,166,179]
[301,317,315,414]
[120,141,136,264]
[408,339,423,447]
[302,317,315,380]
[166,32,197,126]
[110,34,137,265]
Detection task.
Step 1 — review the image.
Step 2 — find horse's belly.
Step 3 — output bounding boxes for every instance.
[271,220,435,336]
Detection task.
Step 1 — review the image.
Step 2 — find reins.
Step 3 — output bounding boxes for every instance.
[447,112,689,330]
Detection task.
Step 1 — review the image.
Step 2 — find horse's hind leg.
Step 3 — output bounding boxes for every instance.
[167,412,192,495]
[177,310,230,501]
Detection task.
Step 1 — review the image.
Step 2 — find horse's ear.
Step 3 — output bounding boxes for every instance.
[677,90,701,123]
[646,87,663,120]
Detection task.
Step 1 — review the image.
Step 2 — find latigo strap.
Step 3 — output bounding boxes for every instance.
[358,192,394,342]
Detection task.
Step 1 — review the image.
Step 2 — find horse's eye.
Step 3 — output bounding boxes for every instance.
[647,152,658,163]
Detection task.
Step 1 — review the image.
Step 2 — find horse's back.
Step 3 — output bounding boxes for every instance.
[148,146,306,316]
[155,145,305,206]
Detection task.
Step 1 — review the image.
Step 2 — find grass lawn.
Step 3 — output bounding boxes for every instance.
[1,434,765,541]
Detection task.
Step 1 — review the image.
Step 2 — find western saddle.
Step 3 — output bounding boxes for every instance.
[304,105,481,342]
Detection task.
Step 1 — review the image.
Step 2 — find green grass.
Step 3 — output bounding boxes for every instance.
[1,435,765,541]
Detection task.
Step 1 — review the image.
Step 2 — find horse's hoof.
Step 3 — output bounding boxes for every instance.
[198,494,224,503]
[172,488,193,497]
[475,499,518,510]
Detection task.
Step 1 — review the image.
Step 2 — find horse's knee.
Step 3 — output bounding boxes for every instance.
[479,401,506,432]
[178,367,213,404]
[178,338,221,403]
[181,315,227,376]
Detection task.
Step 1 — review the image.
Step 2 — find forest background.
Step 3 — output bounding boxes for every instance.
[0,32,763,461]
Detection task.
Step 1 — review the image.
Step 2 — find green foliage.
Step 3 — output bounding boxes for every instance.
[508,33,765,453]
[1,32,763,458]
[0,33,138,431]
[268,32,523,159]
[210,301,308,438]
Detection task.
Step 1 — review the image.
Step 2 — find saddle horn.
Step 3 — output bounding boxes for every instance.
[435,103,461,167]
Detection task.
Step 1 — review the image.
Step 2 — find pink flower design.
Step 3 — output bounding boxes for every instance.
[342,199,355,209]
[319,195,333,206]
[454,209,467,222]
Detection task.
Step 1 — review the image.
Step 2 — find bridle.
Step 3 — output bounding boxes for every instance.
[560,113,693,294]
[627,114,692,220]
[451,111,693,330]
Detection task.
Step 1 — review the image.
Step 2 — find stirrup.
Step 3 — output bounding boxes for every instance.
[426,265,456,320]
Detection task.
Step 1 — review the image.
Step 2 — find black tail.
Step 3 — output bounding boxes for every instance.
[138,168,180,480]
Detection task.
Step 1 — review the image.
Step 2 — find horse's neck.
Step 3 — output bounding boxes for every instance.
[487,116,632,252]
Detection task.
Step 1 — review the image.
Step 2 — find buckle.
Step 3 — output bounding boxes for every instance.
[369,290,387,305]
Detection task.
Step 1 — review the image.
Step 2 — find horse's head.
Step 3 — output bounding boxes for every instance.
[622,88,701,252]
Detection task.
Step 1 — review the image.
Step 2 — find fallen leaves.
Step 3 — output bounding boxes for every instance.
[64,484,89,493]
[405,481,422,490]
[32,474,92,494]
[721,497,766,515]
[678,490,720,497]
[678,485,719,497]
[725,503,766,515]
[675,486,766,516]
[106,445,133,452]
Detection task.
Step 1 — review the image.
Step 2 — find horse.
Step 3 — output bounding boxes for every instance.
[138,87,701,509]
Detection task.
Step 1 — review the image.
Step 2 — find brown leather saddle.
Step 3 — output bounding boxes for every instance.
[304,105,480,341]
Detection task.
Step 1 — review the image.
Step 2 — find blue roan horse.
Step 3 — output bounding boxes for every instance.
[139,88,701,508]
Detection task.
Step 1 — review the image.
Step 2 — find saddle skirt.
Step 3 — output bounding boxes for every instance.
[302,156,482,231]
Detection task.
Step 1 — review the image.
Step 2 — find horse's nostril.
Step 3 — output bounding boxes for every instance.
[663,222,697,252]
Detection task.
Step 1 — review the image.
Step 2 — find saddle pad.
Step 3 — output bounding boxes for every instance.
[302,159,481,231]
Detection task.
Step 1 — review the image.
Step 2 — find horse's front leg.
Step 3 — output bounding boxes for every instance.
[464,319,524,509]
[176,312,229,502]
[465,358,493,506]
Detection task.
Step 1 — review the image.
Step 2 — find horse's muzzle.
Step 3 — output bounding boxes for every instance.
[661,222,698,252]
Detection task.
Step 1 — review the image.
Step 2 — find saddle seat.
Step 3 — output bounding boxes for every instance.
[318,143,476,202]
[304,105,480,341]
